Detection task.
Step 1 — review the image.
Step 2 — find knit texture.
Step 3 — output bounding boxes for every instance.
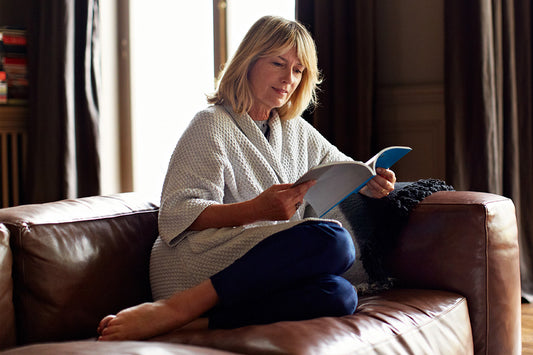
[326,179,455,295]
[150,105,350,300]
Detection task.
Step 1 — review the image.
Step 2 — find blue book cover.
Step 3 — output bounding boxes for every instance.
[293,146,412,217]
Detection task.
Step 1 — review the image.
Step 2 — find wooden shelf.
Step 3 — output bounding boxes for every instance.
[0,105,28,130]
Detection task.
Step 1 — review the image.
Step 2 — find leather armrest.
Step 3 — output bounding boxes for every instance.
[389,190,521,355]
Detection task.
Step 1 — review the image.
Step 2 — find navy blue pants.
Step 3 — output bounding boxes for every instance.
[208,221,358,329]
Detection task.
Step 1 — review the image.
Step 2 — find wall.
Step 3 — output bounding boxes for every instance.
[1,1,447,193]
[0,0,29,27]
[375,0,445,181]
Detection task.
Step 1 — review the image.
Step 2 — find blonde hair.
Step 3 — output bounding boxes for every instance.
[207,16,321,120]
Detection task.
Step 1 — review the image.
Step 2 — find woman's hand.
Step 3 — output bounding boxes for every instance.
[360,168,396,199]
[250,180,316,221]
[188,180,316,231]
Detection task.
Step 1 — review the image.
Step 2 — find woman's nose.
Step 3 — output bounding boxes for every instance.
[281,68,295,84]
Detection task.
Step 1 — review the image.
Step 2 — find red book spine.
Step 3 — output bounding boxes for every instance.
[2,57,26,65]
[1,34,27,46]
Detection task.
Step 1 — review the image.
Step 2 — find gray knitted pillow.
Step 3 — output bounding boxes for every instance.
[324,179,454,295]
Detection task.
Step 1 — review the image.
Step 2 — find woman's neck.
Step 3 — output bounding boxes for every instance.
[248,106,271,121]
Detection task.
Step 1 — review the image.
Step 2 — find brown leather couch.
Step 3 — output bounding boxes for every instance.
[0,191,521,355]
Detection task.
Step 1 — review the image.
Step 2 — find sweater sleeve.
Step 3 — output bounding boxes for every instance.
[158,109,230,246]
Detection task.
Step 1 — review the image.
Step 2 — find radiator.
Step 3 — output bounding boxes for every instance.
[0,106,27,207]
[0,130,25,207]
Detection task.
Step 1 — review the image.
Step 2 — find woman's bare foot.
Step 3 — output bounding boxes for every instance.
[98,300,187,340]
[97,279,217,341]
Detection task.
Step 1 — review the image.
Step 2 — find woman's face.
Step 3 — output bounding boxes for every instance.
[248,47,304,120]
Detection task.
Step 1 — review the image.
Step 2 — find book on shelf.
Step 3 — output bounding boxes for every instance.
[0,26,28,104]
[0,71,7,104]
[293,146,412,217]
[0,27,27,54]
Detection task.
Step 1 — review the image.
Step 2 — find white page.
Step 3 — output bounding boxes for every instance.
[295,162,373,216]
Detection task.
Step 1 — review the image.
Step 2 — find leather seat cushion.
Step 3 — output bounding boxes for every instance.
[151,288,474,355]
[0,341,238,355]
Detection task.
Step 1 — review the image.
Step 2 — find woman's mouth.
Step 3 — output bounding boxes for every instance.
[273,87,288,95]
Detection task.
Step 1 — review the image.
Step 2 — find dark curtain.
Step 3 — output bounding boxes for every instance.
[445,0,533,299]
[25,0,101,203]
[296,0,376,160]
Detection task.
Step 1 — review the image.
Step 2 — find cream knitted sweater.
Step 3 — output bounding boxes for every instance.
[150,105,352,299]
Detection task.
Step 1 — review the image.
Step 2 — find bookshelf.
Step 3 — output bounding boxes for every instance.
[0,0,30,206]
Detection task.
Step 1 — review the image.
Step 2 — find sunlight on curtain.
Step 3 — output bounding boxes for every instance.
[100,1,120,195]
[130,0,214,200]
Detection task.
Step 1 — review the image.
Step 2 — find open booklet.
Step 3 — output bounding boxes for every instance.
[293,146,412,217]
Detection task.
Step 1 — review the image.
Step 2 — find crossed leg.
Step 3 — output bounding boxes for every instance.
[98,221,356,340]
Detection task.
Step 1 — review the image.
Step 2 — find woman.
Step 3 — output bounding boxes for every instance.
[97,15,395,341]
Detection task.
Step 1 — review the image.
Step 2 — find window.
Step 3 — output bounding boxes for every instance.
[102,1,295,199]
[129,0,215,200]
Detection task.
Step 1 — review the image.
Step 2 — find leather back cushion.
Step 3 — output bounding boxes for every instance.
[1,193,159,345]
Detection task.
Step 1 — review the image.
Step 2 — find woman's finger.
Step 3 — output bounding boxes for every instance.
[377,168,396,184]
